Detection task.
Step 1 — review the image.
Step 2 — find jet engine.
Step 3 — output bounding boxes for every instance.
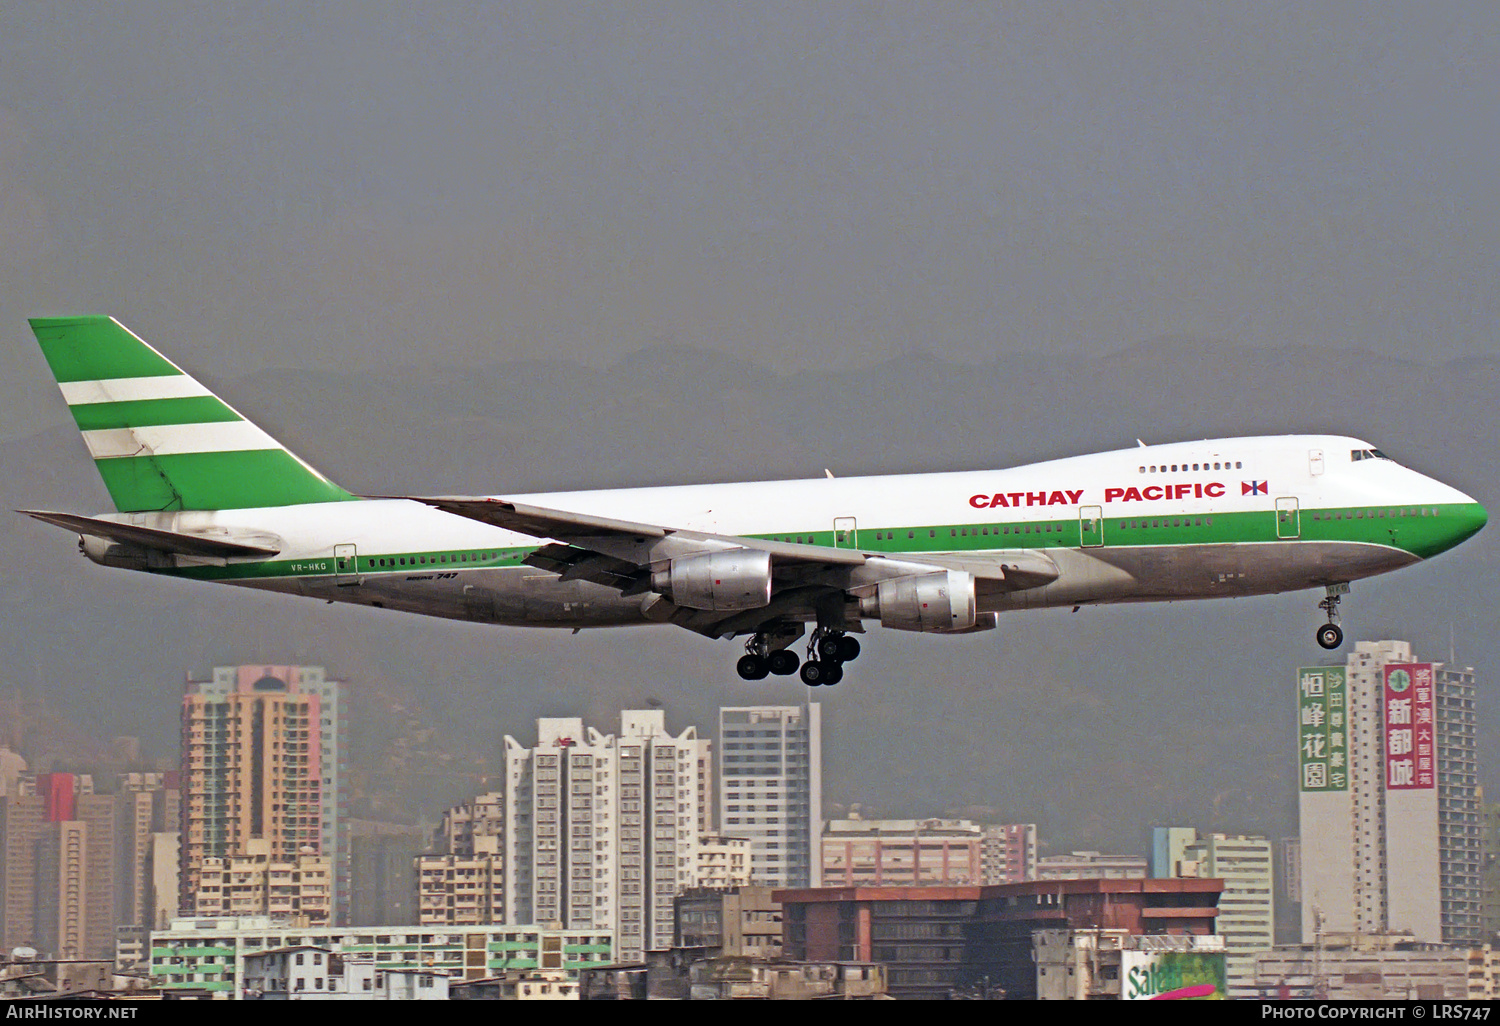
[859,569,977,632]
[651,549,773,611]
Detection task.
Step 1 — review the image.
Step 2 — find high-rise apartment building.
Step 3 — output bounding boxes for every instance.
[821,818,1039,886]
[1153,827,1275,997]
[115,771,180,931]
[718,704,822,888]
[503,709,709,961]
[180,665,345,920]
[822,818,985,886]
[418,793,505,927]
[1034,851,1148,880]
[981,823,1038,883]
[0,773,116,959]
[417,853,506,927]
[695,834,751,888]
[1298,641,1482,943]
[192,838,332,924]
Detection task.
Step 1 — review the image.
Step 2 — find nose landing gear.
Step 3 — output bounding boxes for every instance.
[1316,584,1348,650]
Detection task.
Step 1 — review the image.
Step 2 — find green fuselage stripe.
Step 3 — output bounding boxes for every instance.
[168,547,531,581]
[69,395,242,431]
[95,449,358,512]
[762,503,1481,560]
[145,502,1485,583]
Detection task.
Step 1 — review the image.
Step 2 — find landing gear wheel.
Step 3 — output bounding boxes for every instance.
[820,661,843,686]
[836,636,861,662]
[800,661,826,687]
[737,654,769,680]
[767,649,800,676]
[817,634,845,661]
[1316,623,1344,650]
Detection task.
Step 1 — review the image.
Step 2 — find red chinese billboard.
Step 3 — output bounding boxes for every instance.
[1383,663,1435,790]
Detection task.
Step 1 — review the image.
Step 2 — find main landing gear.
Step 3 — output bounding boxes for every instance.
[735,625,861,687]
[1316,584,1348,650]
[799,627,860,687]
[735,625,805,681]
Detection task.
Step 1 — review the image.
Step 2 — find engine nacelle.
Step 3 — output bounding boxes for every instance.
[860,570,977,632]
[652,549,773,611]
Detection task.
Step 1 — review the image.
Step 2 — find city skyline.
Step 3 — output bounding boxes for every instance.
[0,640,1493,1000]
[0,637,1488,860]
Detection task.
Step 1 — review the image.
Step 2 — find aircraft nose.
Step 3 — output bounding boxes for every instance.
[1442,496,1487,552]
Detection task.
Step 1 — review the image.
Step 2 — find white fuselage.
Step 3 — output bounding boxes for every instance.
[124,434,1482,634]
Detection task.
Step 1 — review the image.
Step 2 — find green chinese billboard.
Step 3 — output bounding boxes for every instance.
[1297,666,1348,792]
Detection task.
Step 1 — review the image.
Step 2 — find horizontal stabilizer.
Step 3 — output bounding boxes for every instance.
[19,510,282,558]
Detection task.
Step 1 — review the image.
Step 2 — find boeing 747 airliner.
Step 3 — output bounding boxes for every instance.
[21,317,1488,685]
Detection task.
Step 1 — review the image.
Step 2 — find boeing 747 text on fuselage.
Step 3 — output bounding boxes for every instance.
[21,317,1488,685]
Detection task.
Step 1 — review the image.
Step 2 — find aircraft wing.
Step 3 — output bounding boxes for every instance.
[412,495,1059,636]
[413,495,864,586]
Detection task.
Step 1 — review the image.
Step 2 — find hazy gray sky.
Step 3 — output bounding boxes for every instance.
[2,5,1497,845]
[1,3,1496,439]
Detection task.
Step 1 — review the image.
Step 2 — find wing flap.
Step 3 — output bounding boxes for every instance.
[525,543,648,590]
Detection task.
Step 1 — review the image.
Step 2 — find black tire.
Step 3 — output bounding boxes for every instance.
[821,661,844,686]
[1316,623,1344,650]
[836,636,861,662]
[737,654,769,680]
[768,649,800,676]
[817,634,844,660]
[800,661,824,686]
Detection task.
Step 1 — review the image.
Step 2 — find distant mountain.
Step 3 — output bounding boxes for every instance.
[2,338,1495,852]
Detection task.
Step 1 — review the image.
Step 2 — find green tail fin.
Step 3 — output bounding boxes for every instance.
[30,316,358,512]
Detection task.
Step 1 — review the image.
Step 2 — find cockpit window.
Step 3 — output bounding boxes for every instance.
[1351,449,1393,462]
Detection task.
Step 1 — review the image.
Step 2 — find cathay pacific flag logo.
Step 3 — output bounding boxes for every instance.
[1242,481,1268,495]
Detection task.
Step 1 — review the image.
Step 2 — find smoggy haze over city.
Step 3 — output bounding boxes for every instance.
[0,4,1497,849]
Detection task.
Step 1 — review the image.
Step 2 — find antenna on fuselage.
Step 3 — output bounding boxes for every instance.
[1136,439,1147,448]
